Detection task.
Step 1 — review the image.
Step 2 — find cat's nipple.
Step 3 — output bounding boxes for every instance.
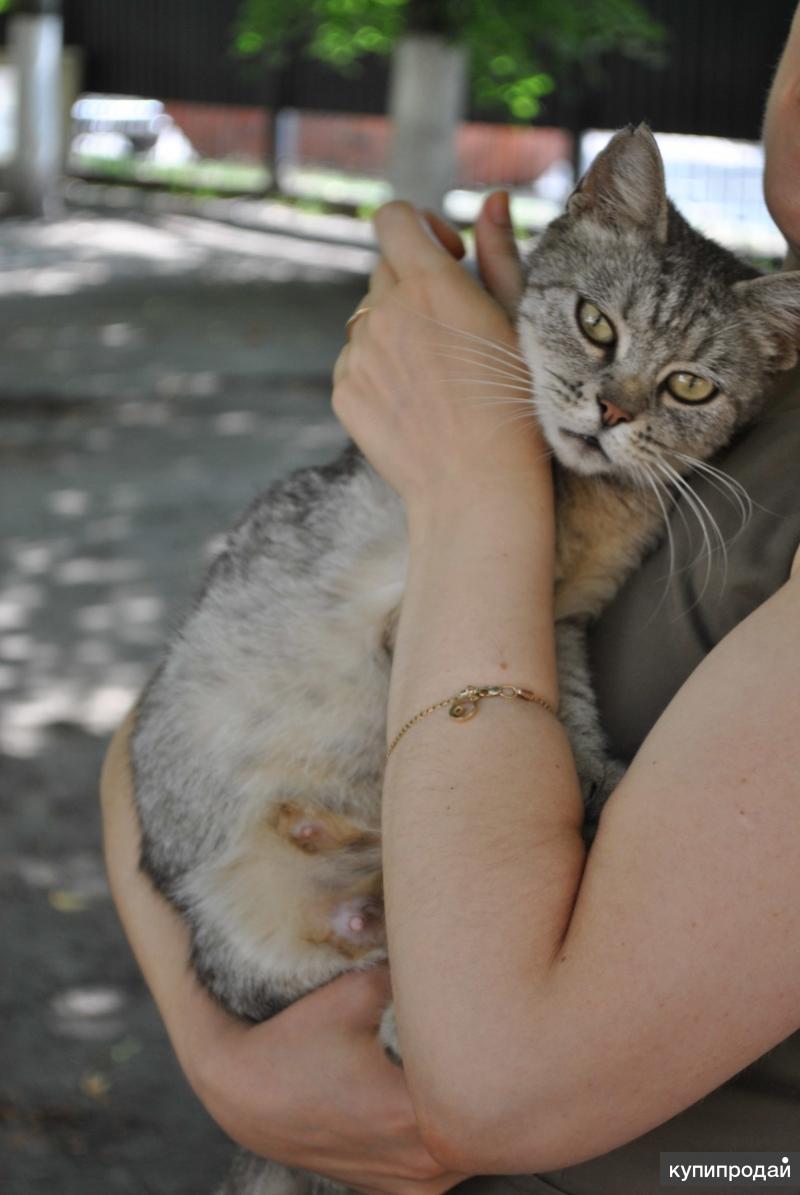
[330,895,384,947]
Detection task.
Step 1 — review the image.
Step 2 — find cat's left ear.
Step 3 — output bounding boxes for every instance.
[734,271,800,371]
[567,124,669,242]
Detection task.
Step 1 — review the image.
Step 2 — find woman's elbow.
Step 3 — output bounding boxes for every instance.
[413,1081,549,1175]
[413,1073,613,1175]
[416,1104,511,1174]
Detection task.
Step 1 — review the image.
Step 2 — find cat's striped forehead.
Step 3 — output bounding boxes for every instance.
[520,211,761,391]
[515,205,783,484]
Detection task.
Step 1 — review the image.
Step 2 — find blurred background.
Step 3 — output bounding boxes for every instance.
[0,2,796,1192]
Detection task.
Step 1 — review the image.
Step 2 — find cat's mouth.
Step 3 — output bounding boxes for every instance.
[560,428,608,459]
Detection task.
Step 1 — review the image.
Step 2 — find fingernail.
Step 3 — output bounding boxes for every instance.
[419,210,443,244]
[490,190,512,228]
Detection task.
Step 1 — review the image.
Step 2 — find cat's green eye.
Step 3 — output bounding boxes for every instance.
[576,300,616,347]
[665,371,717,403]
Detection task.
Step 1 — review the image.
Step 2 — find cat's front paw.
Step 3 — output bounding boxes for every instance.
[379,1002,402,1064]
[583,757,627,829]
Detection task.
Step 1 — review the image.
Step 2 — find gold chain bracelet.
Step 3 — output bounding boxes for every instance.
[386,684,558,761]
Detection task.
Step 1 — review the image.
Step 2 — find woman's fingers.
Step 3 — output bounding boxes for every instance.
[323,966,394,1035]
[373,201,458,278]
[474,190,524,317]
[368,257,397,301]
[421,210,465,261]
[363,209,464,313]
[332,341,350,387]
[347,205,463,361]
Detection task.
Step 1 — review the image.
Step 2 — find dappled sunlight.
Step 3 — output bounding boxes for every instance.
[2,633,34,660]
[213,409,259,435]
[99,322,144,349]
[54,557,144,585]
[153,372,220,399]
[48,489,91,518]
[161,213,377,280]
[0,156,362,1195]
[0,211,368,414]
[49,986,128,1041]
[1,215,209,271]
[0,595,31,628]
[0,262,113,298]
[8,850,109,899]
[2,677,146,756]
[0,370,347,763]
[0,211,374,307]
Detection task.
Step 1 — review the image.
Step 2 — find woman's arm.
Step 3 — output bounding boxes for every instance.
[333,205,800,1176]
[764,0,800,262]
[101,715,463,1195]
[386,513,800,1174]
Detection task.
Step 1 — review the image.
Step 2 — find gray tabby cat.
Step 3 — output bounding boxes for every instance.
[131,125,800,1195]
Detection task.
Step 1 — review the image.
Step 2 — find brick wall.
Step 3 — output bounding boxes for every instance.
[164,101,270,162]
[293,112,571,185]
[165,101,572,186]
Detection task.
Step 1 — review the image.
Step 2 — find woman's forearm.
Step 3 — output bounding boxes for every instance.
[100,715,243,1094]
[100,716,454,1190]
[383,486,586,1161]
[383,489,800,1176]
[763,0,800,255]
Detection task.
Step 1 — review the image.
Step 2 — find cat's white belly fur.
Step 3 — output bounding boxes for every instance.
[142,523,408,1005]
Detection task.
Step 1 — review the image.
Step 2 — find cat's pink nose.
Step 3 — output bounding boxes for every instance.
[598,397,632,428]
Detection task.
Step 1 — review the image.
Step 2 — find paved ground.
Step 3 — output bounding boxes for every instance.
[0,207,374,1193]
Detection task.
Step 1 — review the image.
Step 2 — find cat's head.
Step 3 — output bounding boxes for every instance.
[518,124,800,484]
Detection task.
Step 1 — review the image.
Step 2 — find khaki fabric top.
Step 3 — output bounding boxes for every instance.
[456,365,800,1195]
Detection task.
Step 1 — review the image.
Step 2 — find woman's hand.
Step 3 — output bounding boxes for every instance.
[471,189,525,317]
[201,968,467,1195]
[764,2,800,260]
[332,199,547,521]
[100,716,467,1195]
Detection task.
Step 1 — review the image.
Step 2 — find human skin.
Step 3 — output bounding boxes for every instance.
[764,0,800,261]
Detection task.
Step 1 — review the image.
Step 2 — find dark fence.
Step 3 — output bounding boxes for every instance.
[1,0,795,140]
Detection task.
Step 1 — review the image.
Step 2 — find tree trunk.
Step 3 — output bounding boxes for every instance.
[7,0,64,218]
[387,33,467,214]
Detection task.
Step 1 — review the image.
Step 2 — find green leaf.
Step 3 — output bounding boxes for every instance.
[232,0,667,118]
[235,30,266,53]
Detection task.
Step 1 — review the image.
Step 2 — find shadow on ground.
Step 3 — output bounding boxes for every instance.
[0,209,365,1194]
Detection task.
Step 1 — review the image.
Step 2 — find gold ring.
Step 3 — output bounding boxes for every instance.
[345,306,371,340]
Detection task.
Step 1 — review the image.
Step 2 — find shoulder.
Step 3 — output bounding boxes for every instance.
[792,543,800,578]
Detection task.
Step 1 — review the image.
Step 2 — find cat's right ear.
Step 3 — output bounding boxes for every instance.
[733,270,800,371]
[567,124,669,242]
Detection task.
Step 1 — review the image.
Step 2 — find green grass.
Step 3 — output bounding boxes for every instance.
[71,154,270,195]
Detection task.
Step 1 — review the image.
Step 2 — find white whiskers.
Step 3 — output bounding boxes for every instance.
[402,305,529,367]
[424,343,531,383]
[446,378,533,394]
[653,456,728,601]
[629,459,678,617]
[665,450,754,532]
